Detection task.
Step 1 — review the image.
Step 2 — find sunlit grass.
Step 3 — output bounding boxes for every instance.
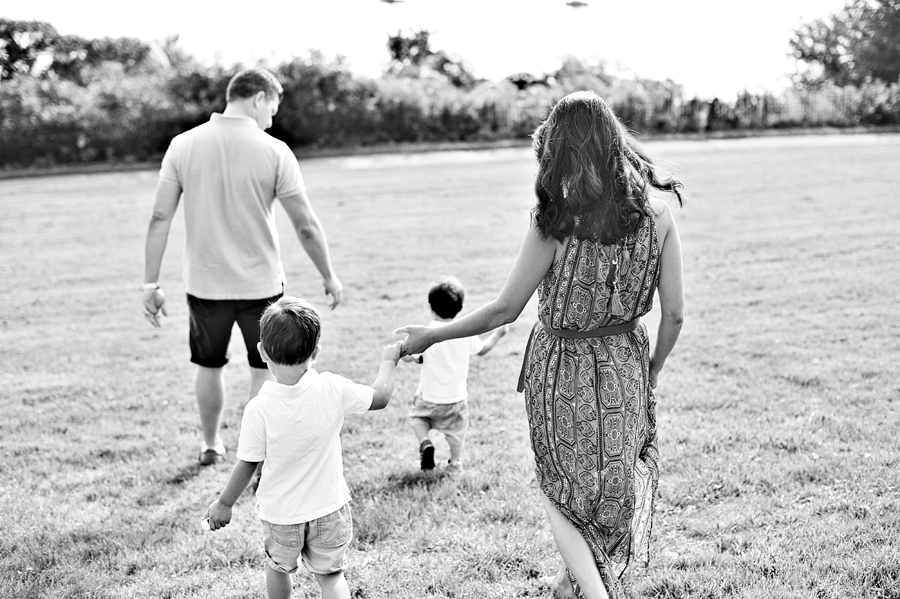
[1,135,899,598]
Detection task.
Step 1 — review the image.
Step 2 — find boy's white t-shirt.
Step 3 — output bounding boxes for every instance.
[416,320,484,404]
[236,369,373,524]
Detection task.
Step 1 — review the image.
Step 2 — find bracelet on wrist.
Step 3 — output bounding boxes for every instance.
[141,282,160,291]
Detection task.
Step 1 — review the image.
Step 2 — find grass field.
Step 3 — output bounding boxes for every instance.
[1,133,899,599]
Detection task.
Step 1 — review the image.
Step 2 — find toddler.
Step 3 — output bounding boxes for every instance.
[404,276,506,472]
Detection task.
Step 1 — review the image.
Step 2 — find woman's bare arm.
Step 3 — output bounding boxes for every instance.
[395,224,559,355]
[649,197,685,388]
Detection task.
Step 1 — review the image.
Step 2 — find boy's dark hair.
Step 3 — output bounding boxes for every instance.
[428,276,465,319]
[226,68,283,102]
[259,297,320,365]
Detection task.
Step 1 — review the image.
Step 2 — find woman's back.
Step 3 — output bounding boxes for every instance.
[537,210,661,331]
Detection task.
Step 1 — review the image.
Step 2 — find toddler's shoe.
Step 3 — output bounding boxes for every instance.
[419,439,435,470]
[199,441,226,466]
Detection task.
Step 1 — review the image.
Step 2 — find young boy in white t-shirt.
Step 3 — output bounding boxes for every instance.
[204,296,400,599]
[404,276,507,472]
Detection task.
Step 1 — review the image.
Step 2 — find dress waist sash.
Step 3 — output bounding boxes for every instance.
[516,317,641,393]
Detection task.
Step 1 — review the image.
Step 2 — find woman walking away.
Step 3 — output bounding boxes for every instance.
[395,90,684,599]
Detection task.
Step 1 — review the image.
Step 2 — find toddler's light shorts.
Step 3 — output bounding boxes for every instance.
[262,503,352,575]
[408,396,468,443]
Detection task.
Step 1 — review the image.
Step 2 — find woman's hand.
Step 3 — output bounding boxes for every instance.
[394,325,433,357]
[649,360,660,389]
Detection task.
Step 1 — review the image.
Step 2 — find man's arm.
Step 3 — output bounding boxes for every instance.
[278,190,343,309]
[142,180,181,327]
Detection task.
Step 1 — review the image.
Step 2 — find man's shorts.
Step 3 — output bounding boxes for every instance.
[409,396,468,443]
[262,504,353,575]
[187,293,281,369]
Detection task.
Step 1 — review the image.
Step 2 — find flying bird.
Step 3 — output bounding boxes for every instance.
[566,1,588,7]
[381,0,405,3]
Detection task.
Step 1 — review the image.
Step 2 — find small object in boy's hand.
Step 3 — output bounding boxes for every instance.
[202,517,212,531]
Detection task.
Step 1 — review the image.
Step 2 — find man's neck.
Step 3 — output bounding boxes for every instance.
[222,100,254,119]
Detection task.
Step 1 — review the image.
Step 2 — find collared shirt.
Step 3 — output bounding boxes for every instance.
[159,113,306,299]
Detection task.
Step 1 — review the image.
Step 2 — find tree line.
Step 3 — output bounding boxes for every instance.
[1,2,898,169]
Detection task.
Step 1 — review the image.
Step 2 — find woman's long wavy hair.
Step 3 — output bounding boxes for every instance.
[532,90,684,244]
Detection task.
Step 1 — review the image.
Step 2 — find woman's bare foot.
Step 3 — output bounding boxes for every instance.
[539,566,575,599]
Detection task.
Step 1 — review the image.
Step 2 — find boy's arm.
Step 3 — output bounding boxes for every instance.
[370,342,402,410]
[476,325,509,356]
[204,459,260,531]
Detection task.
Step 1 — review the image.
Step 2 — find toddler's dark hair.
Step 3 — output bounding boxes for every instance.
[259,297,320,365]
[428,276,465,319]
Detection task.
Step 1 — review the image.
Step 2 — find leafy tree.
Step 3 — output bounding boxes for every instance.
[790,0,900,87]
[552,55,614,95]
[0,19,153,83]
[0,19,58,80]
[47,34,154,84]
[386,29,477,89]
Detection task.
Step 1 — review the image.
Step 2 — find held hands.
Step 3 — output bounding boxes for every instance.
[323,275,343,310]
[142,288,167,327]
[204,500,232,532]
[392,325,432,357]
[382,342,402,365]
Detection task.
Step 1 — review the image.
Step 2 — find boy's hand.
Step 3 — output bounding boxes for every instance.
[382,342,402,365]
[205,500,232,531]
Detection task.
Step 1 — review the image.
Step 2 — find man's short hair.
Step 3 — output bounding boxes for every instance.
[259,297,320,365]
[226,68,283,102]
[428,276,465,319]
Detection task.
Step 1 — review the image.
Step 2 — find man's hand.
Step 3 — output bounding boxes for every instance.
[205,500,232,531]
[142,288,167,327]
[323,276,343,309]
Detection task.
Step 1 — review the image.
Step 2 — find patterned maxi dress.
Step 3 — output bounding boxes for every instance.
[522,215,660,598]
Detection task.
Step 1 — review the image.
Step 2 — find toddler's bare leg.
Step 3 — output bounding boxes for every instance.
[315,572,350,599]
[446,431,465,464]
[411,420,431,443]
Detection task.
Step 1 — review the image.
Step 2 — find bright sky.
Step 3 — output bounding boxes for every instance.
[5,0,848,99]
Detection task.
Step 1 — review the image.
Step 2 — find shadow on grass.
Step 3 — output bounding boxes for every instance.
[382,468,452,492]
[166,462,204,486]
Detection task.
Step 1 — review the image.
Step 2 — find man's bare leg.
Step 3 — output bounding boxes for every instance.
[196,365,226,449]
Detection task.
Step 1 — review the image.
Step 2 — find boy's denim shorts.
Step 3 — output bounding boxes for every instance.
[262,503,352,575]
